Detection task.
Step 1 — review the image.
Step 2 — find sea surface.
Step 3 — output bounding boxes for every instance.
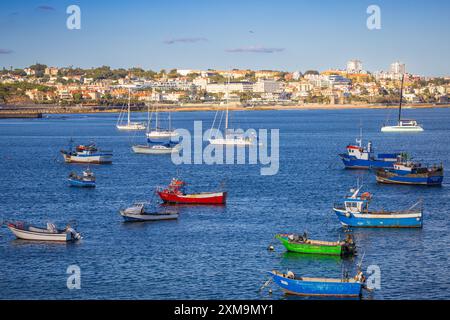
[0,108,449,300]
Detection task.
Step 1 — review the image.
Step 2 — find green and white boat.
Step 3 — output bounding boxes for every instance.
[275,233,356,256]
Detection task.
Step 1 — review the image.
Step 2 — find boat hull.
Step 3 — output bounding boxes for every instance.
[376,169,443,186]
[158,191,226,204]
[333,208,423,228]
[381,125,424,132]
[270,272,362,297]
[208,138,253,146]
[61,153,112,164]
[340,155,396,169]
[116,123,146,131]
[7,225,72,241]
[132,145,179,154]
[146,131,179,139]
[68,178,96,188]
[276,235,343,256]
[120,211,179,222]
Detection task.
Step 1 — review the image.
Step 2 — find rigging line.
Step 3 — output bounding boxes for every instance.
[210,106,220,135]
[217,106,225,135]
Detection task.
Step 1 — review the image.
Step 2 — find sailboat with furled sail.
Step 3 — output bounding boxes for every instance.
[146,106,178,139]
[208,77,255,146]
[116,88,146,131]
[381,75,424,132]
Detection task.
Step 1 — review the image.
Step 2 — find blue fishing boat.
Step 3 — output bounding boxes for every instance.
[333,185,423,228]
[375,155,443,186]
[268,269,365,297]
[339,130,400,169]
[68,168,96,188]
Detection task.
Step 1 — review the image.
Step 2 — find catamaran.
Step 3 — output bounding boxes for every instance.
[208,78,256,146]
[146,106,178,139]
[381,75,424,132]
[116,88,146,131]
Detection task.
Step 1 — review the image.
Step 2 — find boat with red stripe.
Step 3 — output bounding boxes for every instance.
[157,178,226,205]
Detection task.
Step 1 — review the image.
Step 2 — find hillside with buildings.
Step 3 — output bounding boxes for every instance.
[1,60,449,111]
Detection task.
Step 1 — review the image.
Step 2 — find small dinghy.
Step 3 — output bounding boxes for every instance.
[68,168,96,188]
[120,202,179,222]
[269,269,366,297]
[276,233,356,256]
[6,221,81,242]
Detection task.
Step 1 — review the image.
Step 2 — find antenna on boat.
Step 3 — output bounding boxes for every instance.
[356,120,363,147]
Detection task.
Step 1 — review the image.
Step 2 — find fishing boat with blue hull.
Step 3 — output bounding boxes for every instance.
[339,132,400,169]
[61,140,113,164]
[269,269,365,297]
[68,168,96,188]
[375,156,444,186]
[333,186,423,228]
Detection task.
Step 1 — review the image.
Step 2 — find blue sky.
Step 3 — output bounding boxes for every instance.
[1,0,449,75]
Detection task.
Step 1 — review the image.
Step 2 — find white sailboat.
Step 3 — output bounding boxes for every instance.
[381,75,424,133]
[146,106,178,139]
[116,88,146,131]
[208,78,255,146]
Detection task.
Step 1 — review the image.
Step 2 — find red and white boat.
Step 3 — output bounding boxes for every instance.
[157,178,226,205]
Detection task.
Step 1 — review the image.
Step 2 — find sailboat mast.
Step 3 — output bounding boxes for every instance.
[168,112,172,131]
[155,107,159,131]
[225,75,229,132]
[398,75,404,123]
[127,88,131,125]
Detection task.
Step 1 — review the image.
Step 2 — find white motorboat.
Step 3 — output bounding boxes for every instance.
[116,88,146,131]
[381,75,424,133]
[6,222,81,242]
[120,202,179,222]
[132,143,180,154]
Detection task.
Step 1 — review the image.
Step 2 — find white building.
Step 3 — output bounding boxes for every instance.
[206,82,253,94]
[390,62,406,75]
[253,80,281,93]
[346,60,363,74]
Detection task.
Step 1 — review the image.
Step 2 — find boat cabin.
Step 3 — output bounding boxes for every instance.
[343,188,371,213]
[398,119,419,127]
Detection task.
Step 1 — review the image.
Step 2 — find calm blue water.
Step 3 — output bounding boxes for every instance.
[0,108,449,300]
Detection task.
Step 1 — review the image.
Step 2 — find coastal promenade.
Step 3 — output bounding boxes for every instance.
[1,102,449,118]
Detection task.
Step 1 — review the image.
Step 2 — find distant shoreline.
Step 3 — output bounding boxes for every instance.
[1,103,450,118]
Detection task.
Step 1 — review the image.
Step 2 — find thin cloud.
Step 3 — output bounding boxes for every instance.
[36,5,55,11]
[0,49,13,54]
[163,37,208,45]
[225,46,285,53]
